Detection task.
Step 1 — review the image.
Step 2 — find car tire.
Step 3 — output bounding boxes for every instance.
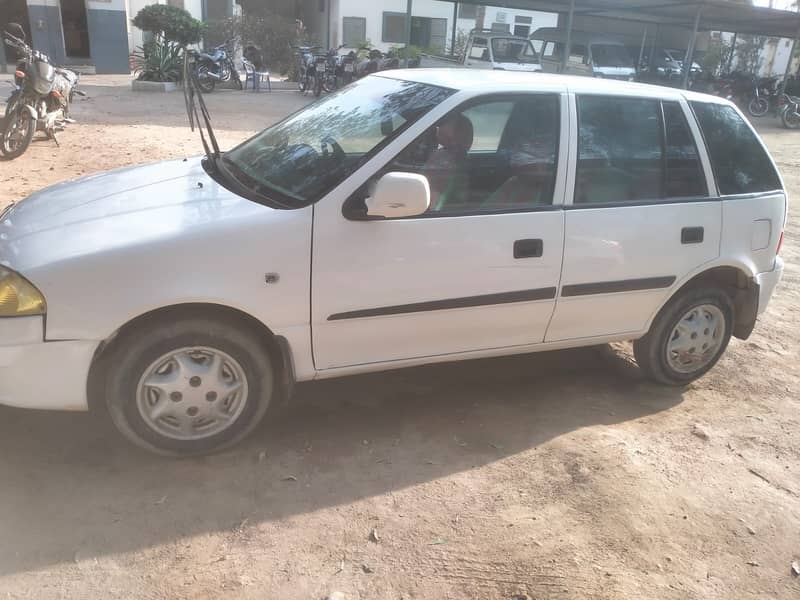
[104,316,275,456]
[633,286,733,386]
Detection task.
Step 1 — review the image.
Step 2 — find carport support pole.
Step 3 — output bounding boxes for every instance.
[451,3,458,57]
[404,0,413,67]
[682,5,702,89]
[782,33,799,91]
[638,26,648,70]
[725,32,737,74]
[562,0,576,73]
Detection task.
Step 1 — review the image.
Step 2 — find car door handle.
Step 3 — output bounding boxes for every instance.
[514,239,543,258]
[681,227,704,244]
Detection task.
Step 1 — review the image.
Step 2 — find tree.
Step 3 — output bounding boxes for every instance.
[735,34,767,74]
[132,5,205,82]
[702,36,733,76]
[132,4,205,46]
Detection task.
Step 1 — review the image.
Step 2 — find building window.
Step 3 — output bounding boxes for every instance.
[515,15,532,24]
[513,25,530,37]
[383,12,406,43]
[459,4,478,19]
[167,0,184,7]
[343,16,366,47]
[491,23,510,33]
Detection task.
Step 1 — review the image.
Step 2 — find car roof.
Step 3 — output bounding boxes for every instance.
[378,69,731,105]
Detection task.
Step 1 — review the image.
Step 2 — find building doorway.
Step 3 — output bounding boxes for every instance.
[410,16,447,52]
[0,0,31,61]
[60,0,91,58]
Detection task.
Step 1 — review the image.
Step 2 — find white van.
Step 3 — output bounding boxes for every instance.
[530,27,635,80]
[0,71,786,455]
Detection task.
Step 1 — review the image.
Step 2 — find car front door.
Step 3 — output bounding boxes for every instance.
[312,93,568,370]
[545,95,721,342]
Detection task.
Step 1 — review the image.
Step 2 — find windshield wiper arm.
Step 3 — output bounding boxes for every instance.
[183,48,221,169]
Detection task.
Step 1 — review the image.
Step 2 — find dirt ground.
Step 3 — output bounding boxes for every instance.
[0,75,799,600]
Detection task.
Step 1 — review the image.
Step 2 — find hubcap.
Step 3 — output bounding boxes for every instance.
[136,347,248,441]
[665,304,725,374]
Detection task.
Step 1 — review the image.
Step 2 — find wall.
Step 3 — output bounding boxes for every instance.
[328,0,557,53]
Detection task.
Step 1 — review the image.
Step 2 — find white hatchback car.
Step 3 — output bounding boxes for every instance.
[0,71,786,455]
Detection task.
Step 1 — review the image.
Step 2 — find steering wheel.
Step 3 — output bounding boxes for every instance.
[320,135,345,164]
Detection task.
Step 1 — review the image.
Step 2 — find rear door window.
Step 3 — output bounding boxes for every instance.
[575,95,662,204]
[662,101,707,198]
[690,102,781,195]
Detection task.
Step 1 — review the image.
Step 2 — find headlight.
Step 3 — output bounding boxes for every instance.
[0,266,46,317]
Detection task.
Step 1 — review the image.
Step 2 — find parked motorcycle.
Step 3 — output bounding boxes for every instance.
[293,45,321,95]
[321,45,346,93]
[779,93,800,129]
[193,39,242,93]
[1,27,83,159]
[747,77,781,117]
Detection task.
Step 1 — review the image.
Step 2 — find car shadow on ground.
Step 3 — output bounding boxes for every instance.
[0,345,684,575]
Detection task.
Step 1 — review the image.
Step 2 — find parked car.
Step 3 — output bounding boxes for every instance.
[530,28,635,80]
[421,29,542,73]
[0,71,786,456]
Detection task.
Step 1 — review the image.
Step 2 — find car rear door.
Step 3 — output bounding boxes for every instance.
[546,93,721,342]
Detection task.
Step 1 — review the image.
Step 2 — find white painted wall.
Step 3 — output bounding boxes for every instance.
[719,31,799,78]
[126,0,233,53]
[327,0,557,53]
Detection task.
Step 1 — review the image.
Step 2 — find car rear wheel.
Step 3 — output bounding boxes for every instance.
[104,316,274,456]
[633,286,733,385]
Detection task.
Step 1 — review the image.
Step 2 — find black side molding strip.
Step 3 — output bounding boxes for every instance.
[561,276,676,297]
[328,287,557,321]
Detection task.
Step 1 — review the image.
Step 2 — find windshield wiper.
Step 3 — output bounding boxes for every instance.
[183,49,221,170]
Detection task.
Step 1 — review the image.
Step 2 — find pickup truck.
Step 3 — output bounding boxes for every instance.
[421,29,542,73]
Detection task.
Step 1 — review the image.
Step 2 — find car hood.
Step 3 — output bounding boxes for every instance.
[0,157,269,272]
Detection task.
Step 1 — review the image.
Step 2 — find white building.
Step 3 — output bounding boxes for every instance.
[306,0,557,54]
[126,0,238,54]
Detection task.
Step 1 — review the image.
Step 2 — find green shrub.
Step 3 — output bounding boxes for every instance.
[132,4,205,46]
[132,41,184,82]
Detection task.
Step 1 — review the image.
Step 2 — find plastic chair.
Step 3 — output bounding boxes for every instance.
[242,58,271,92]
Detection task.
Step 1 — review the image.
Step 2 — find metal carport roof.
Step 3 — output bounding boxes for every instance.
[450,0,800,39]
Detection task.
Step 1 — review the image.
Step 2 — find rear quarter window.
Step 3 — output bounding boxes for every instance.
[690,102,781,195]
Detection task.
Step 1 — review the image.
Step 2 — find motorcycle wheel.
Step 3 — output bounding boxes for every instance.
[195,63,216,93]
[4,91,20,119]
[322,73,336,93]
[1,107,36,160]
[747,97,769,117]
[313,74,323,97]
[781,106,800,129]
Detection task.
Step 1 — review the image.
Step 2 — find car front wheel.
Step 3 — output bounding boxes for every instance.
[633,286,733,385]
[104,316,274,456]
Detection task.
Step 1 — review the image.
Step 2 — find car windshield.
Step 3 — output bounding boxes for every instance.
[591,44,632,67]
[491,38,539,64]
[222,77,454,207]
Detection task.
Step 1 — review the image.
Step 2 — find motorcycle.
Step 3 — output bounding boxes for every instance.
[1,27,84,159]
[779,93,800,129]
[312,52,328,97]
[193,39,242,93]
[293,45,321,95]
[340,50,357,86]
[747,77,780,117]
[322,45,346,93]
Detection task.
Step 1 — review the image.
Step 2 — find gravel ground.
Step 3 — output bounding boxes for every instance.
[0,75,799,600]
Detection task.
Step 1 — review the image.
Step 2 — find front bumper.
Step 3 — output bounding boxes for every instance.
[756,256,785,315]
[0,317,97,411]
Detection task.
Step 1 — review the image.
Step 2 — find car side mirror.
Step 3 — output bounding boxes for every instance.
[365,172,430,219]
